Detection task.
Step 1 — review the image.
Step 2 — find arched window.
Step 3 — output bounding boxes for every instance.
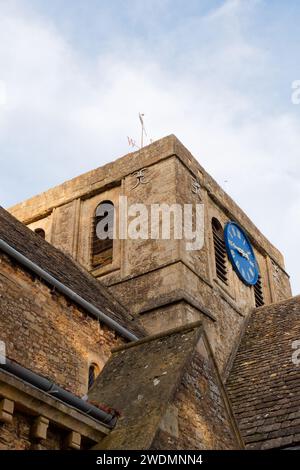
[91,201,114,268]
[88,364,96,389]
[88,363,100,390]
[34,228,46,239]
[254,274,264,307]
[212,218,228,285]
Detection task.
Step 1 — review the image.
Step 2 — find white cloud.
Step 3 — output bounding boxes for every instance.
[0,80,7,107]
[0,0,299,293]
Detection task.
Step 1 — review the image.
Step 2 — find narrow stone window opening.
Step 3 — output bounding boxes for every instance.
[91,201,114,268]
[88,363,100,390]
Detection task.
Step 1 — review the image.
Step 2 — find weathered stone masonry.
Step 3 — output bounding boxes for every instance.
[1,135,296,451]
[10,135,292,374]
[0,252,123,397]
[0,206,141,450]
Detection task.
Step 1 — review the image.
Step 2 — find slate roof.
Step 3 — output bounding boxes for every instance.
[0,206,143,338]
[227,296,300,449]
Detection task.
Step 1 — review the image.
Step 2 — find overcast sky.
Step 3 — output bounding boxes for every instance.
[0,0,299,293]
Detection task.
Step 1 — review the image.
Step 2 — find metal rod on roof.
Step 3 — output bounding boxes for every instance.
[0,239,138,342]
[139,113,147,148]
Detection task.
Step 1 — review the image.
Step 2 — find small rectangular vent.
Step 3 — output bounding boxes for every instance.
[254,275,264,307]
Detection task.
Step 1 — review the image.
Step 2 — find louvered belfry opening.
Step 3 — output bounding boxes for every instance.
[212,218,228,285]
[254,274,264,307]
[92,201,114,268]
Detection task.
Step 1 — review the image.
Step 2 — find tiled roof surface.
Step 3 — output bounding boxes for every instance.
[227,296,300,449]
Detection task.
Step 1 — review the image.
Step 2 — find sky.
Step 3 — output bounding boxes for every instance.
[0,0,300,293]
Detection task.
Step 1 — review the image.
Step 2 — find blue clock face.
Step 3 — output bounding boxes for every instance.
[224,222,259,286]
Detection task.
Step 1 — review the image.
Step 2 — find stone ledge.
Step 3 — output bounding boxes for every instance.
[106,258,213,290]
[0,369,110,444]
[112,320,203,353]
[106,258,245,319]
[0,397,14,424]
[138,289,216,322]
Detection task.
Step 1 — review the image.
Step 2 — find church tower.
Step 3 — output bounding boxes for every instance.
[9,135,292,374]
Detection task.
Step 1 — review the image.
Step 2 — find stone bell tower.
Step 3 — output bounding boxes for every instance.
[9,135,292,374]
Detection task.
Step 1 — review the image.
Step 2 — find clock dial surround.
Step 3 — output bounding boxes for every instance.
[224,221,259,286]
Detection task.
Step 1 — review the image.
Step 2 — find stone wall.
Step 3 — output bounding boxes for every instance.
[0,252,124,397]
[9,135,287,270]
[152,335,242,450]
[0,412,64,450]
[8,135,292,373]
[0,410,106,450]
[0,369,110,450]
[90,323,242,450]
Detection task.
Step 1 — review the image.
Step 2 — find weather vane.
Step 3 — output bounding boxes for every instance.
[127,113,152,150]
[139,113,147,148]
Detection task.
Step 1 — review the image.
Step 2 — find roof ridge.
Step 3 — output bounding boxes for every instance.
[111,320,203,353]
